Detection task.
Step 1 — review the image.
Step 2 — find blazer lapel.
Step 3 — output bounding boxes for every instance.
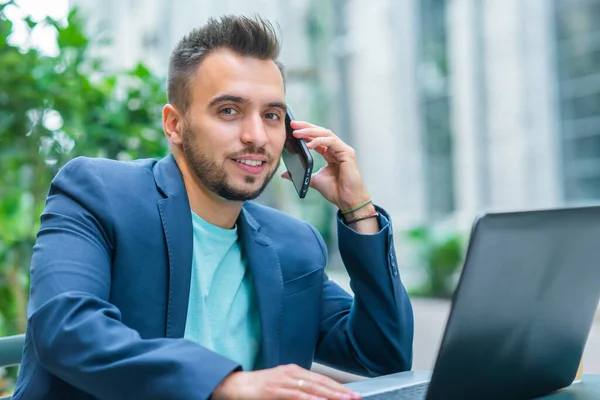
[154,155,193,338]
[238,206,284,369]
[153,156,284,362]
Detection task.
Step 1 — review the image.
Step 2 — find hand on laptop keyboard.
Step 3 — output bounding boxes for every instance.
[212,363,362,399]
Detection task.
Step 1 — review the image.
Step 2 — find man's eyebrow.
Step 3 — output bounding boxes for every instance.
[208,95,249,107]
[267,102,287,112]
[208,95,287,112]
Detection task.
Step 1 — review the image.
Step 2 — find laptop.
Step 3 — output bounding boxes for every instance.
[346,206,600,399]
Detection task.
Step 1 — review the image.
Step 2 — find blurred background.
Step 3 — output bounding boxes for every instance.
[1,0,599,394]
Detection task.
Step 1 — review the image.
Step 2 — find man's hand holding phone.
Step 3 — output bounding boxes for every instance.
[281,117,379,234]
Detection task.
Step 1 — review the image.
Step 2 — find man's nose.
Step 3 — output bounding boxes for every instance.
[240,113,268,148]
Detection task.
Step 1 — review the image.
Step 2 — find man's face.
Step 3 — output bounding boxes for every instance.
[180,49,286,201]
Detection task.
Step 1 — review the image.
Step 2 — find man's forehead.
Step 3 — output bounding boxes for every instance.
[192,49,285,104]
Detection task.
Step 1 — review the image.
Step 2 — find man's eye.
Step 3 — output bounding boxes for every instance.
[220,108,238,115]
[265,113,280,120]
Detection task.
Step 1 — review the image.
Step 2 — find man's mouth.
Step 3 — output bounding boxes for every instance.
[235,159,265,167]
[232,157,268,175]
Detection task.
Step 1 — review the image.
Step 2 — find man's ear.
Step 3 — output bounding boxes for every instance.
[163,104,183,145]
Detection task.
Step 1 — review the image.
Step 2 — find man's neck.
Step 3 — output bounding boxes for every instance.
[174,156,242,229]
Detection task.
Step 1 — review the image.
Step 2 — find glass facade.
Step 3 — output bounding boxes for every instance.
[555,0,600,201]
[418,0,455,218]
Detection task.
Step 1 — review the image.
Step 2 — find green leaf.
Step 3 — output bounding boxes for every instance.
[23,16,35,29]
[56,9,88,49]
[131,63,152,79]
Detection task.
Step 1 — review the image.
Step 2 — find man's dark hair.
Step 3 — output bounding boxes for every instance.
[167,15,285,113]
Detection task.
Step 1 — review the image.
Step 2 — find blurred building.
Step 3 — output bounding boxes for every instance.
[71,0,600,232]
[345,0,600,230]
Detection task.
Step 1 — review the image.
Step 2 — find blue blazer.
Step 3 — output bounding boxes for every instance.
[13,155,414,399]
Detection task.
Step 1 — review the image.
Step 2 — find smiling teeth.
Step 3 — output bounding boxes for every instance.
[236,160,263,166]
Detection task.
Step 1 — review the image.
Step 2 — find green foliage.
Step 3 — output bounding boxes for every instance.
[0,3,168,343]
[405,224,465,298]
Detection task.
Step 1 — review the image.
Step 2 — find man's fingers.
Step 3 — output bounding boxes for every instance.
[276,365,360,400]
[305,137,334,149]
[293,127,335,139]
[299,138,329,154]
[290,120,321,130]
[304,137,349,155]
[289,123,353,158]
[293,380,355,400]
[297,372,361,399]
[293,129,349,156]
[314,146,332,161]
[277,388,326,400]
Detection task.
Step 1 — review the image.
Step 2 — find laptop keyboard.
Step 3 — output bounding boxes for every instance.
[362,382,429,400]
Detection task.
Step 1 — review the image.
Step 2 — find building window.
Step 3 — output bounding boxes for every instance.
[418,0,455,218]
[555,0,600,201]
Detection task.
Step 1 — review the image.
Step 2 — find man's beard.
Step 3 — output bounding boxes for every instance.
[181,122,280,202]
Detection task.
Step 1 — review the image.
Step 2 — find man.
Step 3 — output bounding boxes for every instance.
[13,15,414,400]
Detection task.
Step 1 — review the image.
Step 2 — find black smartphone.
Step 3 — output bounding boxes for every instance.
[282,107,313,198]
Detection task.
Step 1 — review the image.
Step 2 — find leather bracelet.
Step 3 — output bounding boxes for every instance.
[346,211,379,225]
[341,199,373,215]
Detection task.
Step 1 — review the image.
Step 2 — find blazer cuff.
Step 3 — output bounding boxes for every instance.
[337,204,390,236]
[336,205,399,280]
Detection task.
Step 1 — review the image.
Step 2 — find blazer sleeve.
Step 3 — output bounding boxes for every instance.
[310,206,414,377]
[26,157,240,400]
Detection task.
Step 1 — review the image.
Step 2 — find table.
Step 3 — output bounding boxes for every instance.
[539,374,600,399]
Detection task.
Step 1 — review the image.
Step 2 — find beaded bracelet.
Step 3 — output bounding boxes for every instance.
[341,199,373,215]
[346,211,379,225]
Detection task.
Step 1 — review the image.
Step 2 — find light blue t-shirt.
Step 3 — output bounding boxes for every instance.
[184,211,262,371]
